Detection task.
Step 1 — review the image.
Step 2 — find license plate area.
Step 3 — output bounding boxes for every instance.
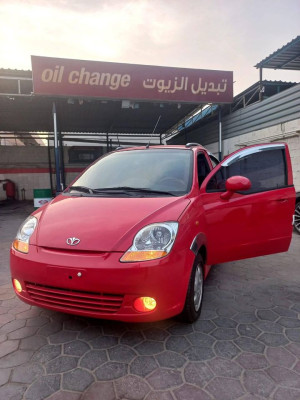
[46,266,87,287]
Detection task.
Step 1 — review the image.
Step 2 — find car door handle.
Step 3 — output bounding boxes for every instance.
[276,198,288,203]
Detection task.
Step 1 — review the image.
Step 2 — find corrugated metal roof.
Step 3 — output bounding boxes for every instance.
[0,69,198,135]
[167,84,300,146]
[0,68,32,78]
[234,80,297,98]
[0,95,198,135]
[166,81,299,144]
[255,36,300,70]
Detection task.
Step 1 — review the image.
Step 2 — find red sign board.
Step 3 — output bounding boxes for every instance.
[31,56,233,104]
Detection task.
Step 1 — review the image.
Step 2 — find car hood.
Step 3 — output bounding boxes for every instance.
[34,195,190,252]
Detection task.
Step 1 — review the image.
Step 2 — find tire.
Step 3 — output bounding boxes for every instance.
[180,254,204,323]
[294,201,300,235]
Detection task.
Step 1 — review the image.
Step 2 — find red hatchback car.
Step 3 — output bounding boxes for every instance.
[10,143,295,322]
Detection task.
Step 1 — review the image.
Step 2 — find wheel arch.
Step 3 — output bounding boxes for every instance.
[190,233,210,279]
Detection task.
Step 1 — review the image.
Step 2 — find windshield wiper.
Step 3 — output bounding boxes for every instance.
[68,185,95,194]
[94,186,176,196]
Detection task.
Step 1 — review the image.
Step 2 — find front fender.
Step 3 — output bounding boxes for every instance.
[190,232,210,278]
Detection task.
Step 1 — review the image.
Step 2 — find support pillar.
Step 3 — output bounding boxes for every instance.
[106,133,109,153]
[218,107,222,160]
[259,67,263,102]
[59,132,66,190]
[52,102,61,193]
[47,138,53,194]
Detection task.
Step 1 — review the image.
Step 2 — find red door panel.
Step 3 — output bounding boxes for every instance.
[199,143,295,265]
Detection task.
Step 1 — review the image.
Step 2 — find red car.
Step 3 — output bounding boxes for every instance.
[10,143,295,322]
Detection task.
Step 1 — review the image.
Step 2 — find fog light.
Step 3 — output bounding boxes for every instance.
[13,279,22,293]
[134,297,157,312]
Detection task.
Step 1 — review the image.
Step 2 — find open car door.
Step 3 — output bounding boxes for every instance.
[199,143,295,265]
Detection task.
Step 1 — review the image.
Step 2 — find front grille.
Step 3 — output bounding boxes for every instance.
[25,282,124,314]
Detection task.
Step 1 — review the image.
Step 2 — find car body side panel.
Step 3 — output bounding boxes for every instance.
[200,188,294,265]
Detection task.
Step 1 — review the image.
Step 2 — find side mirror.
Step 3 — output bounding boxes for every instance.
[220,176,251,200]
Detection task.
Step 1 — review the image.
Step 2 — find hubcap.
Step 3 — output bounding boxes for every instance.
[193,264,203,312]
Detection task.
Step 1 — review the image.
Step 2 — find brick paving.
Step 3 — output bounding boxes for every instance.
[0,200,299,400]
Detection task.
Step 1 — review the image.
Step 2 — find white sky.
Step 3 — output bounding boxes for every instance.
[0,0,299,95]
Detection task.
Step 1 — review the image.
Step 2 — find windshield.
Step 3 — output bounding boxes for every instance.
[70,149,193,197]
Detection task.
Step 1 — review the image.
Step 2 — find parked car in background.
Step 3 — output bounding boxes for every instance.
[10,143,295,323]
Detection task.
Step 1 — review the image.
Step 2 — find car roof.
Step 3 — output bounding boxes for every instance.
[115,144,206,152]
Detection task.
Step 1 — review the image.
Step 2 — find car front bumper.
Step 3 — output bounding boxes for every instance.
[10,244,194,322]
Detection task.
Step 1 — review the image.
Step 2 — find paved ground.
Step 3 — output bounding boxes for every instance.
[0,200,299,400]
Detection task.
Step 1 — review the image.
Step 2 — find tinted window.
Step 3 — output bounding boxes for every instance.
[207,148,287,194]
[73,149,193,196]
[206,168,227,191]
[197,153,211,187]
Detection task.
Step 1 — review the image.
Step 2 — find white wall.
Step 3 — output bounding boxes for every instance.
[0,146,85,201]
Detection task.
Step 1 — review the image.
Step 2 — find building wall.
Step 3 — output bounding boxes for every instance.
[168,84,300,146]
[0,146,86,201]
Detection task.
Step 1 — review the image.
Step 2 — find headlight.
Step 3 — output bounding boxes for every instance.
[120,222,178,262]
[13,216,37,253]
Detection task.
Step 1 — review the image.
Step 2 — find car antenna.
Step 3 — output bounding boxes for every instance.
[146,115,161,148]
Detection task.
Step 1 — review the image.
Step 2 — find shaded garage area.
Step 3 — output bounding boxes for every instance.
[0,56,233,146]
[0,92,198,141]
[0,202,299,400]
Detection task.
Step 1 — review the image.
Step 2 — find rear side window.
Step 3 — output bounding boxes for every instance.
[206,148,287,194]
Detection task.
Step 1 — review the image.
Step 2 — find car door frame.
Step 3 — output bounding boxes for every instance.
[198,143,295,265]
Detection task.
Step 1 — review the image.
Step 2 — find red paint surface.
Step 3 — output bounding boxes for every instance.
[31,56,233,103]
[35,196,190,252]
[10,143,295,322]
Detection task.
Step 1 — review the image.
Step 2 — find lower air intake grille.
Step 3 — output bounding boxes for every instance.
[25,282,124,314]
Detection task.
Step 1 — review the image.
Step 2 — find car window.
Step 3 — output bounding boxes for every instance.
[197,153,211,187]
[206,147,287,194]
[209,154,219,168]
[72,149,194,196]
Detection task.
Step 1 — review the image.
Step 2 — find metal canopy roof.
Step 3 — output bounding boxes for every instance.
[255,36,300,70]
[0,69,198,139]
[0,95,197,135]
[166,79,298,145]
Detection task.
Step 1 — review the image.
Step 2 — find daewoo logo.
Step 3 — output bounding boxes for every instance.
[66,237,80,246]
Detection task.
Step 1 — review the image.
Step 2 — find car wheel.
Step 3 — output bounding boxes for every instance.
[180,254,204,323]
[294,202,300,234]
